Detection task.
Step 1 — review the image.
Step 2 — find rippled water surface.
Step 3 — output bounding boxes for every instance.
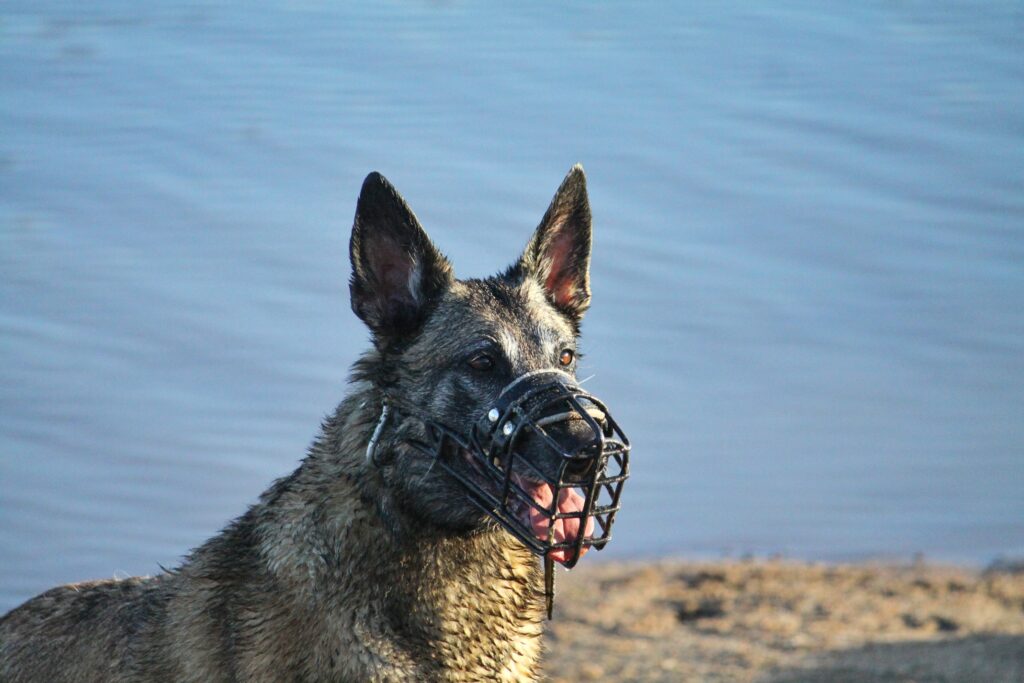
[2,1,1023,610]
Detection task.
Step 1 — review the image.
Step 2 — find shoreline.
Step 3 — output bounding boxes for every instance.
[544,559,1024,682]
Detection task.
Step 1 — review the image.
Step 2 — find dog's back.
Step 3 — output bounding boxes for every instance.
[1,576,170,681]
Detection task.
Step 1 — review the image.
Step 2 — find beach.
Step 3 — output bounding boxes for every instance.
[545,560,1024,682]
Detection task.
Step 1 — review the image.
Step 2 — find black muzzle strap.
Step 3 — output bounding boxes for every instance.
[365,399,391,465]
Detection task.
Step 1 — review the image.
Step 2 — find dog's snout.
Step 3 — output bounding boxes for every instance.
[475,371,619,491]
[513,411,601,481]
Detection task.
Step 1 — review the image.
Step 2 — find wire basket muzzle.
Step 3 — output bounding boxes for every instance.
[461,370,630,568]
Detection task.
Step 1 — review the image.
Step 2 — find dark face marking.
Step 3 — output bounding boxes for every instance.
[349,167,593,532]
[381,276,581,530]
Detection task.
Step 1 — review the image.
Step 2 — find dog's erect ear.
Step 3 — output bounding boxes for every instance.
[520,164,592,324]
[350,172,453,339]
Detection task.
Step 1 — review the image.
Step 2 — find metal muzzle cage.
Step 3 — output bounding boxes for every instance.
[416,370,630,570]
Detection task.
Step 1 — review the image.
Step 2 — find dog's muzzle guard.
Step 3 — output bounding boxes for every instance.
[388,370,630,617]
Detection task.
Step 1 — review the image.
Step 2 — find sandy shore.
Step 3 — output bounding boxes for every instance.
[543,559,1024,682]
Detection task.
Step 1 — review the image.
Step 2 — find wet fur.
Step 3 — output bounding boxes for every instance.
[0,166,595,682]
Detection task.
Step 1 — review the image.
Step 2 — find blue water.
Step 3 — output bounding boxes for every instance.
[2,1,1022,611]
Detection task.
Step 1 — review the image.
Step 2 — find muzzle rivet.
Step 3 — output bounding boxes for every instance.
[487,408,499,423]
[502,422,515,436]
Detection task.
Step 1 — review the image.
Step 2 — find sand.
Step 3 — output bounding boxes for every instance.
[543,559,1024,682]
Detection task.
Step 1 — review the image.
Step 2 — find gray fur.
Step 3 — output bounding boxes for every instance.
[0,165,595,682]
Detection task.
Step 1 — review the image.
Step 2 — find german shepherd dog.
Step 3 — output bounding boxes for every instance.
[0,166,629,682]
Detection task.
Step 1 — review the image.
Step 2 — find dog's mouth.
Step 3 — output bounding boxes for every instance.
[511,474,596,564]
[456,445,596,563]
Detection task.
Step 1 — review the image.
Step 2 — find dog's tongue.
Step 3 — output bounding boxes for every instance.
[524,482,595,564]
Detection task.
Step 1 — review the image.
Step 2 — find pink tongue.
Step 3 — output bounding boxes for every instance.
[525,483,595,564]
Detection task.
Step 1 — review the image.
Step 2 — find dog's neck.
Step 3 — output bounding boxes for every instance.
[215,386,545,680]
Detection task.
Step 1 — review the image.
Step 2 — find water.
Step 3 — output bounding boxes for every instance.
[2,1,1022,611]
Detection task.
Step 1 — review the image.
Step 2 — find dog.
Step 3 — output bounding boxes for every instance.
[0,165,629,682]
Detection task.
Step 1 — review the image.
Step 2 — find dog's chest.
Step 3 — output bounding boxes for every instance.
[379,544,544,681]
[428,569,544,681]
[293,540,544,682]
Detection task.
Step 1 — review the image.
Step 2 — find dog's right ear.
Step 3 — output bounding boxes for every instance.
[349,172,453,340]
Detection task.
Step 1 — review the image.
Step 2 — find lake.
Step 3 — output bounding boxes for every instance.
[2,1,1022,611]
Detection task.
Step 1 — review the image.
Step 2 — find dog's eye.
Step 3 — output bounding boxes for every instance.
[467,353,495,372]
[559,349,575,367]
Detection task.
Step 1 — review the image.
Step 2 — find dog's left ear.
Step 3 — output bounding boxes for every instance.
[519,164,592,325]
[350,172,453,340]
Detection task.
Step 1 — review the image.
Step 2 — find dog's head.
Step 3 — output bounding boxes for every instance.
[349,166,628,567]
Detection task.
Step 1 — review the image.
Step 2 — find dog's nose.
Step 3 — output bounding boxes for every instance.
[529,408,606,482]
[563,453,597,479]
